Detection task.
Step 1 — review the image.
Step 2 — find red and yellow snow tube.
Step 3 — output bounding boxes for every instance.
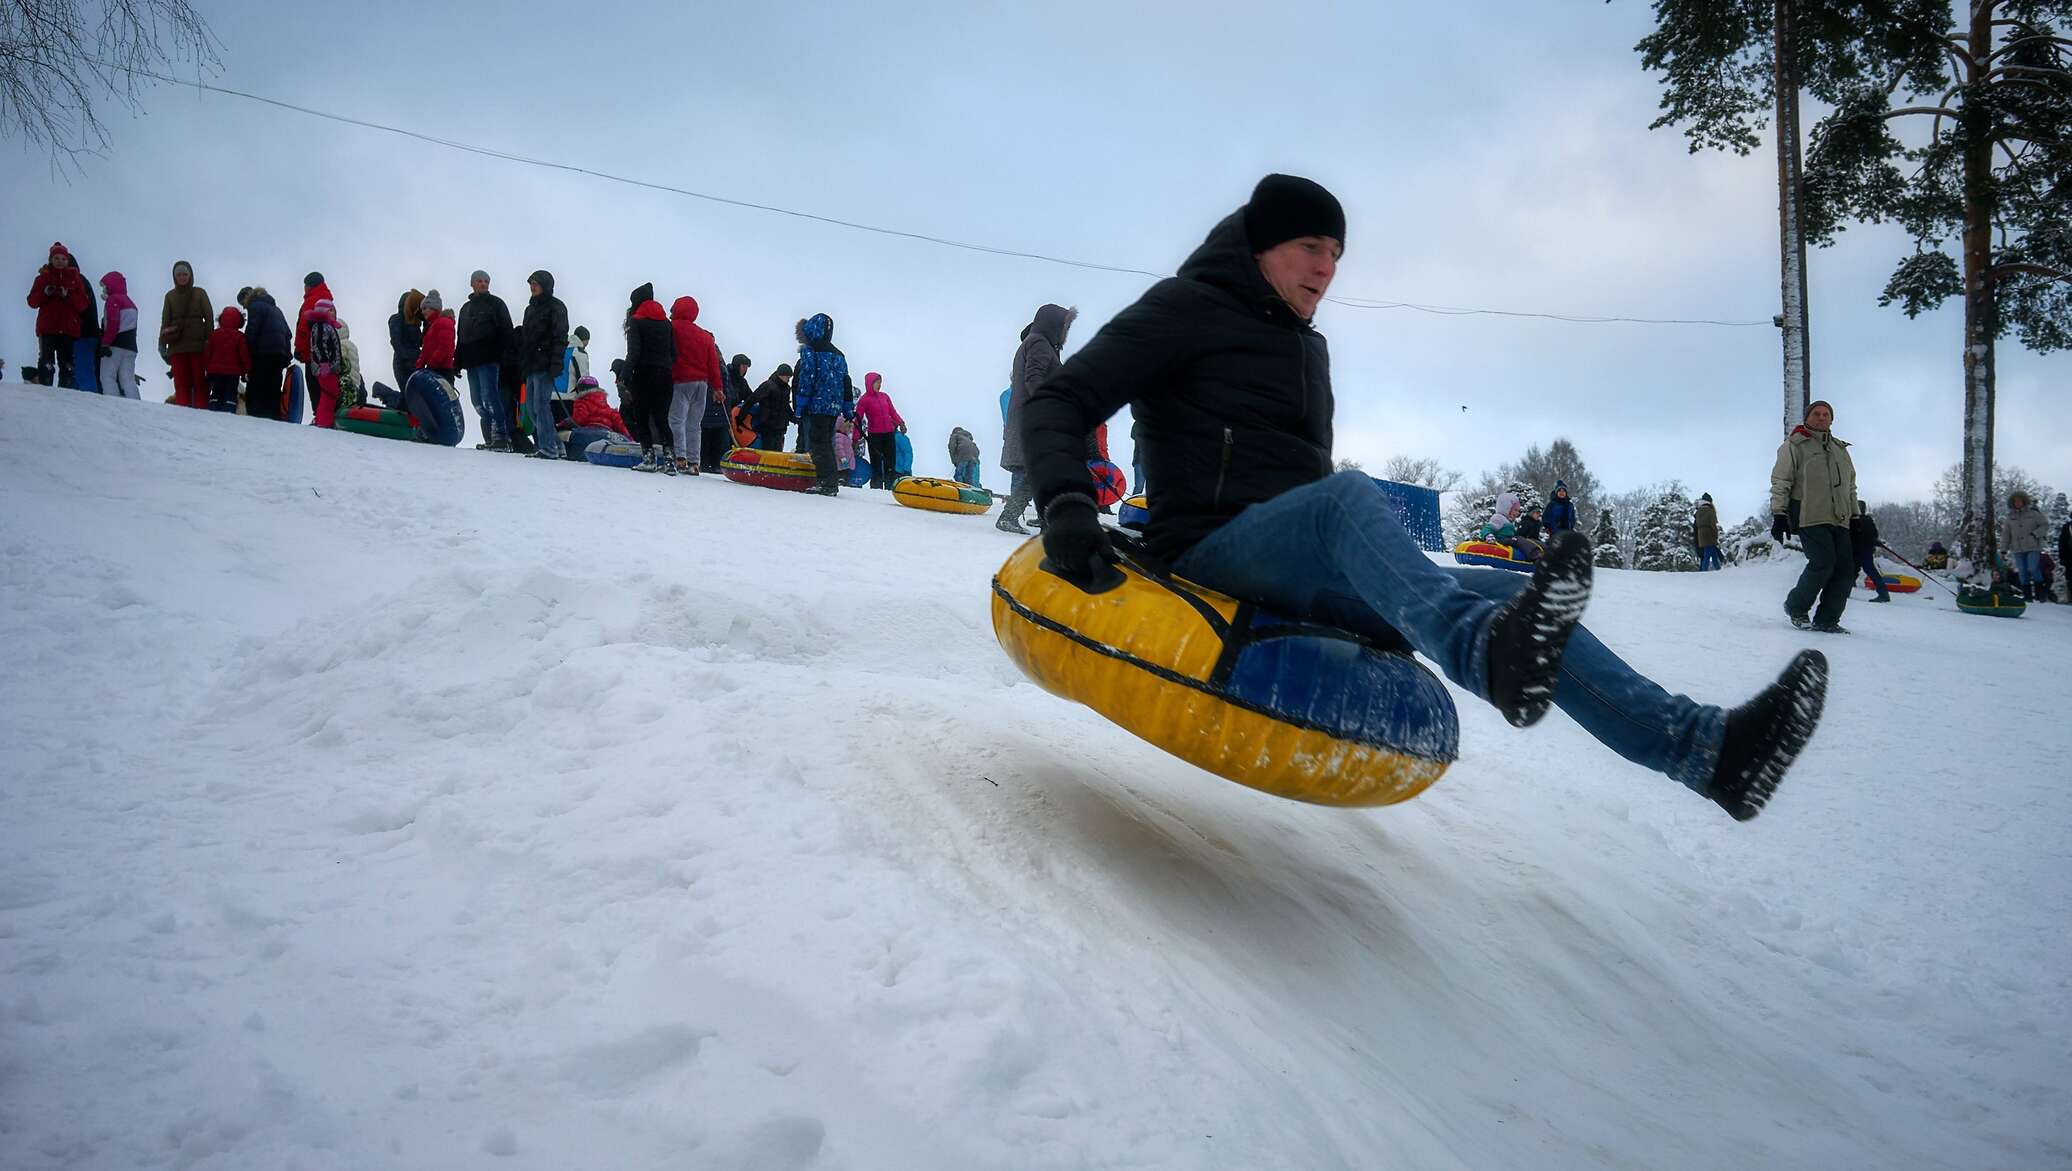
[892,476,992,515]
[991,538,1458,807]
[721,446,817,492]
[1864,573,1922,594]
[1452,540,1534,572]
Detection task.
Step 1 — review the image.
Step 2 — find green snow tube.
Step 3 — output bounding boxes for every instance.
[337,405,416,442]
[1955,586,2026,618]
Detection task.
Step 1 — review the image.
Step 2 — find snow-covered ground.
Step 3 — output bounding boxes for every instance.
[1,384,2065,1171]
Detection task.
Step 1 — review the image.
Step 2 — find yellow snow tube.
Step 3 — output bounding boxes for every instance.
[892,476,993,515]
[990,538,1458,806]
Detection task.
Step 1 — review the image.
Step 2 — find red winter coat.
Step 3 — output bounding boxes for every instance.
[295,280,333,362]
[204,306,251,376]
[668,296,722,385]
[416,313,456,372]
[26,243,89,338]
[570,389,629,435]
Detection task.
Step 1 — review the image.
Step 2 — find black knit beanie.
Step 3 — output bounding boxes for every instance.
[304,271,324,288]
[1242,174,1345,253]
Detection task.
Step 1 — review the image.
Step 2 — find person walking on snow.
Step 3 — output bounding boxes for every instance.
[856,372,906,489]
[26,243,90,389]
[1769,400,1859,632]
[1694,493,1722,571]
[96,271,141,400]
[793,313,854,495]
[950,426,983,488]
[1023,173,1826,823]
[240,287,293,420]
[625,289,678,472]
[519,270,570,460]
[2003,491,2050,602]
[1000,302,1076,533]
[667,295,723,475]
[1850,501,1889,602]
[1545,481,1577,534]
[202,305,250,413]
[160,261,213,409]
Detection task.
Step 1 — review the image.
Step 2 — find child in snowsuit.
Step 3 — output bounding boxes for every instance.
[202,305,250,412]
[949,426,982,488]
[97,270,141,400]
[27,243,90,388]
[834,415,857,475]
[306,298,344,428]
[1512,507,1547,563]
[856,371,904,489]
[1478,492,1522,542]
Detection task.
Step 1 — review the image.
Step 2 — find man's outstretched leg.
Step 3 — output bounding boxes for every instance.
[1167,471,1590,729]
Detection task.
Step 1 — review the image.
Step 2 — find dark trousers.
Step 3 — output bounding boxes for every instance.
[866,432,898,488]
[247,353,288,420]
[206,373,241,412]
[808,414,838,489]
[1786,524,1855,624]
[37,335,76,389]
[636,368,675,452]
[700,426,726,470]
[1854,547,1889,600]
[757,424,789,452]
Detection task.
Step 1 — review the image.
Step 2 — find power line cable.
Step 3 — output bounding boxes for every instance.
[105,62,1772,329]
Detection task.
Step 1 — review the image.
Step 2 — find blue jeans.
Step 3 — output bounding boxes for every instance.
[1698,545,1723,571]
[2011,550,2041,586]
[1855,548,1889,599]
[467,363,503,442]
[1170,472,1725,790]
[955,459,981,488]
[526,372,562,457]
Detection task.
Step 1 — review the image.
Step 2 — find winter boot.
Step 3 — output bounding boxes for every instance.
[660,447,678,476]
[1483,530,1593,728]
[1786,608,1813,630]
[996,514,1029,535]
[491,436,513,453]
[1706,649,1827,821]
[1812,621,1850,634]
[635,446,660,473]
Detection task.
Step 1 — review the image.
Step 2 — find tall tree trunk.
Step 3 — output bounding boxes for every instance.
[1774,0,1812,437]
[1959,3,1996,569]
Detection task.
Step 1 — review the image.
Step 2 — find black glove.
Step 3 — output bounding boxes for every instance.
[97,345,110,359]
[1041,492,1119,588]
[1771,514,1789,543]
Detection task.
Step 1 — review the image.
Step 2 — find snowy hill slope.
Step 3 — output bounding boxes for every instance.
[0,384,2065,1170]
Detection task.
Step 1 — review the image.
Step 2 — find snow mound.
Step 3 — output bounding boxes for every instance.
[1,384,2065,1170]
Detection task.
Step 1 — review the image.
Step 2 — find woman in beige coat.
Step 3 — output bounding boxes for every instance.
[1769,400,1859,632]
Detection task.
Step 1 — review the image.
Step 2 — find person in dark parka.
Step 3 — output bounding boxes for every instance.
[236,287,293,420]
[711,353,753,471]
[998,303,1076,533]
[389,289,425,392]
[1545,481,1577,534]
[1019,173,1829,824]
[750,365,795,451]
[1849,501,1889,602]
[519,270,570,459]
[625,289,677,471]
[456,270,516,449]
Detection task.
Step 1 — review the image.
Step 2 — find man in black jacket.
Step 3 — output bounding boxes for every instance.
[519,270,570,459]
[456,270,515,450]
[1020,174,1828,823]
[751,365,795,452]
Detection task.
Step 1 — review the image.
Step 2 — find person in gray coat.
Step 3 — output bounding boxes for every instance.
[2003,491,2050,601]
[998,303,1076,534]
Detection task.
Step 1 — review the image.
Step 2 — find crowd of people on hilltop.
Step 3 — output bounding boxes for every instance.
[21,245,1061,507]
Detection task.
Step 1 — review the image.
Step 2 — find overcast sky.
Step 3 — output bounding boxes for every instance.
[5,0,2065,522]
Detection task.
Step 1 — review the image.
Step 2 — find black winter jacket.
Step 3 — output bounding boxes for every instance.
[1025,209,1333,564]
[519,271,570,376]
[455,290,514,371]
[751,376,795,430]
[626,310,675,374]
[1849,512,1880,557]
[244,291,292,357]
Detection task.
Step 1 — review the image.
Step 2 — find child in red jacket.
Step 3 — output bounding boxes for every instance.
[203,305,251,413]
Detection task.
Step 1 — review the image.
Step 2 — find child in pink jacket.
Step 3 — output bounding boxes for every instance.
[855,371,904,489]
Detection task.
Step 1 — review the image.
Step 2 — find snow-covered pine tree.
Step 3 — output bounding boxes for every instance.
[1591,509,1624,570]
[1723,516,1770,564]
[1634,489,1700,572]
